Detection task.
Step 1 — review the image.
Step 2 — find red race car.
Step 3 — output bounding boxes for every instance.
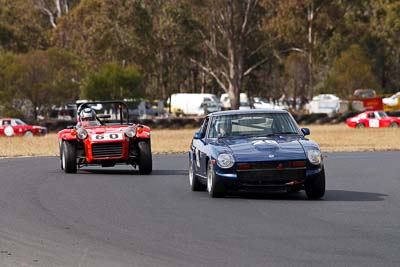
[346,110,400,128]
[58,101,152,174]
[0,118,47,137]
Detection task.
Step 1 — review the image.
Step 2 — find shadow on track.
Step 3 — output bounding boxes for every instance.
[324,190,387,201]
[81,169,138,175]
[151,170,188,176]
[79,169,188,176]
[226,190,387,202]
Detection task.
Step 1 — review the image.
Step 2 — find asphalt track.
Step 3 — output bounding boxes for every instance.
[0,152,399,267]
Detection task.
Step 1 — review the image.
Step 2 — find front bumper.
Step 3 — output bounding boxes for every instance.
[215,165,324,192]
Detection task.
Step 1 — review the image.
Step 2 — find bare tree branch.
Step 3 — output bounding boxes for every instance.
[55,0,62,18]
[190,58,228,93]
[205,40,228,61]
[243,56,269,77]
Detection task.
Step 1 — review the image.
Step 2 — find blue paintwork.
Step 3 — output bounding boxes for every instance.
[189,109,323,183]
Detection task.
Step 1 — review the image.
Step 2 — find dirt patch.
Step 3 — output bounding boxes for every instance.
[0,124,399,157]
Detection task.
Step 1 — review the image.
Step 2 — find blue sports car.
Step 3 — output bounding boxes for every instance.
[188,109,325,199]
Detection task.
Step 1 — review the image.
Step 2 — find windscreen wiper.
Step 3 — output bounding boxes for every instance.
[267,132,299,136]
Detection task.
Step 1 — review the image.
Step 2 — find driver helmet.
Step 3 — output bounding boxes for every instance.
[80,107,96,121]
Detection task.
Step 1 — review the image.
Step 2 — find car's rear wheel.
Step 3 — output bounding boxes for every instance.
[24,131,33,137]
[305,167,325,200]
[138,141,152,175]
[207,161,225,198]
[62,141,77,173]
[389,122,399,128]
[189,158,205,191]
[356,123,365,128]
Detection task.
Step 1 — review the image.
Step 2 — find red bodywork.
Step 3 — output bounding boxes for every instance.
[0,118,47,137]
[57,101,152,173]
[359,97,383,111]
[352,89,383,111]
[58,124,150,164]
[346,111,400,128]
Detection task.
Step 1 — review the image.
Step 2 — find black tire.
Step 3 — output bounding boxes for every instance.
[207,161,226,198]
[305,167,325,200]
[389,122,399,128]
[61,141,77,173]
[355,123,365,128]
[189,158,205,191]
[138,140,152,175]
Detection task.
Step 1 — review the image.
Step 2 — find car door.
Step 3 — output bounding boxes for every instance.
[0,119,14,136]
[366,112,380,128]
[192,116,211,177]
[11,119,25,136]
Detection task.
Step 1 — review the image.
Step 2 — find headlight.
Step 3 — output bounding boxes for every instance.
[125,126,137,138]
[76,128,88,140]
[307,150,322,165]
[217,153,235,168]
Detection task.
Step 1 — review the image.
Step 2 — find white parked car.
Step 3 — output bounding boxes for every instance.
[307,94,342,114]
[220,93,250,110]
[253,97,288,110]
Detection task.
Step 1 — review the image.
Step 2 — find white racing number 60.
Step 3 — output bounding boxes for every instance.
[92,133,123,141]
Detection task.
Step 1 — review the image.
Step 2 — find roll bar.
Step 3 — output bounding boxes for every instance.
[76,100,130,124]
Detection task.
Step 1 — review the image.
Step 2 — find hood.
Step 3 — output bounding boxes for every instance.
[84,126,128,141]
[214,136,307,162]
[85,126,127,134]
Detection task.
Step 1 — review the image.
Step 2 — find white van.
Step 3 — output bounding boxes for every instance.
[169,93,221,116]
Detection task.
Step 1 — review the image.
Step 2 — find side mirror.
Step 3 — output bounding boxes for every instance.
[193,132,204,139]
[301,128,310,136]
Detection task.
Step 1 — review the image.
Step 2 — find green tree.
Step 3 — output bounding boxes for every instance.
[54,0,154,69]
[82,62,142,100]
[1,48,81,120]
[0,0,52,52]
[326,44,378,98]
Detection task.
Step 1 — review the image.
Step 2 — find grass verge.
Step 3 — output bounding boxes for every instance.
[0,124,399,157]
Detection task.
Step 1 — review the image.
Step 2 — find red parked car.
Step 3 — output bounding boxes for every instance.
[57,101,152,174]
[0,118,47,137]
[346,110,400,128]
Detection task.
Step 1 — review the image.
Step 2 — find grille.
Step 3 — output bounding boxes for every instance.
[237,161,306,185]
[92,143,123,158]
[243,161,306,169]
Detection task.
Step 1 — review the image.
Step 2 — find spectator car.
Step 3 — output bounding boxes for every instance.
[57,101,152,174]
[188,109,325,199]
[253,97,288,110]
[0,118,47,137]
[346,110,400,128]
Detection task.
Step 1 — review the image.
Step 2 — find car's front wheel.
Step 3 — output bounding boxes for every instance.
[61,141,77,173]
[390,122,399,128]
[207,160,225,198]
[189,158,205,191]
[304,167,325,200]
[138,141,152,175]
[356,123,365,128]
